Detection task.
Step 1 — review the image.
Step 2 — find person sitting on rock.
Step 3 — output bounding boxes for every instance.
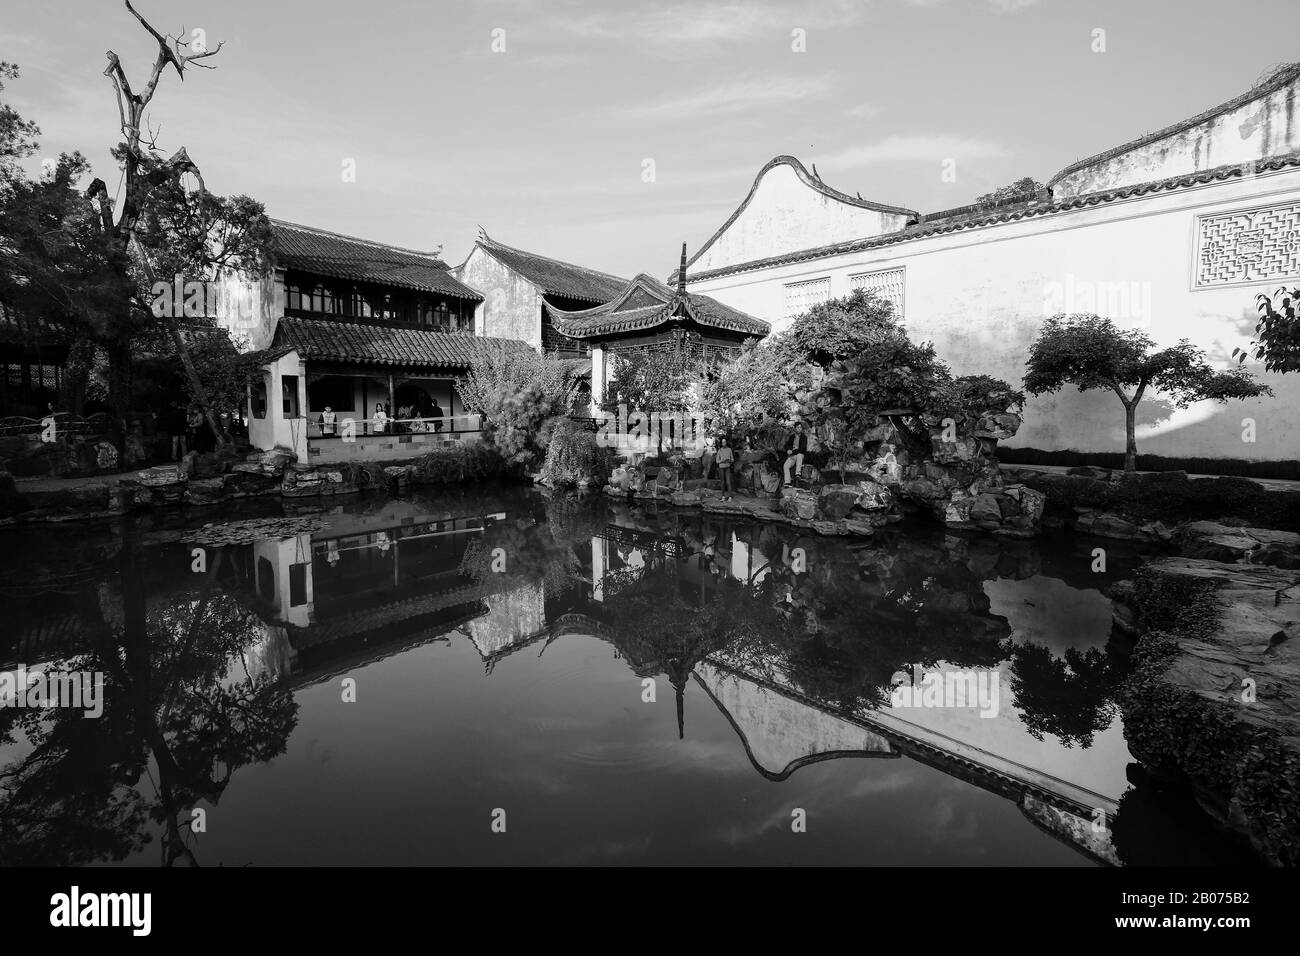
[783,422,809,486]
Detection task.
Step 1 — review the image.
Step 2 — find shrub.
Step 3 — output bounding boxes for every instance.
[414,442,511,484]
[540,417,613,486]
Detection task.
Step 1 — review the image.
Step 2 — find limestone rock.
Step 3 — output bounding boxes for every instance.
[779,487,819,522]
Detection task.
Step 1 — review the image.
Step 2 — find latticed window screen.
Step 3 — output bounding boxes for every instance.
[849,267,905,318]
[783,277,831,319]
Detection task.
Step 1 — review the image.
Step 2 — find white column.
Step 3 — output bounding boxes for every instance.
[590,345,605,416]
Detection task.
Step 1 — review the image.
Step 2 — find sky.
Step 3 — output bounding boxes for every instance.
[4,0,1299,278]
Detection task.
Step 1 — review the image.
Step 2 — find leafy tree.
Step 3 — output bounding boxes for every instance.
[786,288,899,367]
[0,8,272,450]
[1024,313,1272,473]
[601,348,703,453]
[457,344,580,468]
[700,337,812,443]
[1234,286,1300,374]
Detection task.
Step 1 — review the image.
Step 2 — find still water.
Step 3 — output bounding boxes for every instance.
[0,486,1258,866]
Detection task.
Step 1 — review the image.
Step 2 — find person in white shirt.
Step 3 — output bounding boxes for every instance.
[373,402,388,434]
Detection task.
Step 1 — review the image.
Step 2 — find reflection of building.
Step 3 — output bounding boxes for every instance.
[695,661,897,780]
[240,504,531,686]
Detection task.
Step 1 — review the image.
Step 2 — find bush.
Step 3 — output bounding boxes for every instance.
[414,442,511,484]
[540,417,614,486]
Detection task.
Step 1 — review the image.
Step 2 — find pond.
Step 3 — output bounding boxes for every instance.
[0,486,1260,866]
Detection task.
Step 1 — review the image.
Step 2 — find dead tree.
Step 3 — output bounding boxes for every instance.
[92,0,228,448]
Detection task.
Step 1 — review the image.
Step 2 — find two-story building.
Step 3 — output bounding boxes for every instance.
[222,219,534,463]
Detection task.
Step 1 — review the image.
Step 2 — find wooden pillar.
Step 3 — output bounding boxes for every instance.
[387,374,395,418]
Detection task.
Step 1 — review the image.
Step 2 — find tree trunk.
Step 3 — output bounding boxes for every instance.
[107,334,134,461]
[1124,401,1138,473]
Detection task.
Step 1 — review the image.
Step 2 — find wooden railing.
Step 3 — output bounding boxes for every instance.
[307,413,482,439]
[0,412,114,439]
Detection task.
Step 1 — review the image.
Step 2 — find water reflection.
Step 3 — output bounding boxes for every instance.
[0,489,1260,866]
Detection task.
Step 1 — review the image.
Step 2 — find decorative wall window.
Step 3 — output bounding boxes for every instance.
[849,267,905,318]
[251,378,268,419]
[1194,202,1300,288]
[282,375,300,417]
[784,277,831,320]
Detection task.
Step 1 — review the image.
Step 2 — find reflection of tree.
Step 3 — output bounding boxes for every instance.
[1002,642,1116,747]
[598,556,790,738]
[0,537,298,866]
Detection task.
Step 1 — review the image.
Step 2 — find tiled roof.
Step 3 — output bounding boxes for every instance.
[274,316,533,369]
[544,274,770,340]
[271,220,482,300]
[473,234,628,303]
[687,153,1300,282]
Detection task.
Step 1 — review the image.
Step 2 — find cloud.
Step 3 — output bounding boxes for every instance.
[553,0,870,50]
[619,74,833,119]
[818,134,1007,168]
[846,102,880,119]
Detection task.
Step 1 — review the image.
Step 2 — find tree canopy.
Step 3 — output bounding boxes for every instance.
[1024,313,1271,471]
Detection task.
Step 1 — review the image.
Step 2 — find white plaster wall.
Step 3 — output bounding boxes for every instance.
[248,350,308,460]
[691,162,912,275]
[216,269,282,352]
[452,246,543,350]
[693,168,1300,462]
[1054,79,1300,198]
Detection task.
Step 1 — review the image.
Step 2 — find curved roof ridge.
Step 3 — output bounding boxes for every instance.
[685,155,921,272]
[477,233,628,285]
[1048,62,1300,187]
[270,218,445,261]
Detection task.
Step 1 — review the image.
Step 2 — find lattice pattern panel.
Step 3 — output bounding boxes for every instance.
[784,277,831,319]
[850,267,905,318]
[1195,202,1300,288]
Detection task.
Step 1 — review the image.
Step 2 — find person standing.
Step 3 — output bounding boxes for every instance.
[373,402,388,434]
[783,422,809,486]
[321,406,336,437]
[716,435,735,500]
[185,405,203,455]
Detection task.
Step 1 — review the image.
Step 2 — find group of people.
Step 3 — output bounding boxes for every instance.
[317,400,446,437]
[709,422,812,500]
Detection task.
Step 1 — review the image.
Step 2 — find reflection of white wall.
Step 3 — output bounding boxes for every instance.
[592,537,606,602]
[696,662,894,777]
[463,583,546,658]
[251,534,314,628]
